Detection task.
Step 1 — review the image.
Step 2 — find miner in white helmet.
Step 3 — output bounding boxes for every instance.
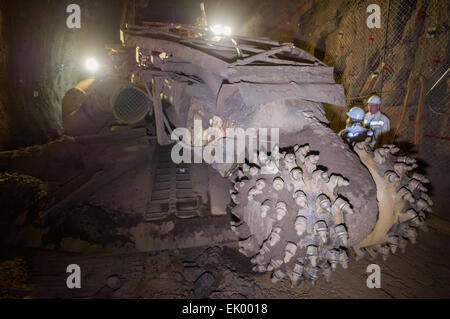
[364,95,390,141]
[339,107,374,144]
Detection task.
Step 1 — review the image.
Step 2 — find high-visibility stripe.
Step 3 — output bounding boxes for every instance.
[368,120,384,126]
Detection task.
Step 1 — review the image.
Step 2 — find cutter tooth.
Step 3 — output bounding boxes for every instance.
[385,144,400,154]
[408,179,427,193]
[334,224,349,247]
[389,244,398,255]
[294,190,308,208]
[268,259,283,272]
[399,209,417,223]
[238,236,258,256]
[374,148,389,163]
[312,169,329,184]
[231,223,250,238]
[259,242,270,255]
[397,187,415,204]
[293,263,304,276]
[397,156,416,165]
[327,175,349,194]
[264,159,279,174]
[294,216,307,237]
[412,173,430,184]
[295,144,310,163]
[316,194,332,213]
[247,187,258,200]
[275,201,287,221]
[355,141,368,151]
[314,220,328,243]
[333,197,353,216]
[339,250,349,269]
[284,242,298,263]
[271,269,286,283]
[394,163,409,175]
[230,220,241,227]
[416,198,432,212]
[260,200,272,218]
[255,178,266,190]
[290,263,304,287]
[306,245,318,267]
[384,171,400,183]
[235,179,247,190]
[403,227,418,244]
[387,235,399,250]
[252,265,267,272]
[328,249,339,271]
[290,167,303,181]
[285,153,296,164]
[268,227,282,246]
[305,154,320,173]
[306,266,320,285]
[322,265,332,282]
[416,212,429,232]
[250,254,265,265]
[376,244,390,261]
[272,177,284,191]
[420,193,433,206]
[409,214,425,228]
[249,166,260,176]
[231,193,239,204]
[230,207,241,219]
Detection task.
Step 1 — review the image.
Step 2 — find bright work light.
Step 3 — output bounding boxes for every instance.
[84,58,99,72]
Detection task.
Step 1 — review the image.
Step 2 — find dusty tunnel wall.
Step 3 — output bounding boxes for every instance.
[0,0,122,151]
[240,0,449,220]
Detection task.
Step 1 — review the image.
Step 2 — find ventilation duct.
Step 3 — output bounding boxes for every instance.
[62,77,152,136]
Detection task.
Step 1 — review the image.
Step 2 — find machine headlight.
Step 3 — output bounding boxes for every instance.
[210,24,232,36]
[84,58,99,72]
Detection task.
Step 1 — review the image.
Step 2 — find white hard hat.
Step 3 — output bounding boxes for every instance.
[368,95,381,104]
[346,107,365,121]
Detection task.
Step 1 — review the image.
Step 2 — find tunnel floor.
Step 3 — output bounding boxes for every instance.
[1,222,449,299]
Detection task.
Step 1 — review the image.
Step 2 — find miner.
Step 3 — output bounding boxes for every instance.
[339,106,374,144]
[364,95,390,142]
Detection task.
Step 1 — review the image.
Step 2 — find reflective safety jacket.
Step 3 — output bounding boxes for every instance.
[364,111,390,138]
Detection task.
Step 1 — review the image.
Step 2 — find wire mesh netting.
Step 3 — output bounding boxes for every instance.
[321,0,448,152]
[298,0,449,215]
